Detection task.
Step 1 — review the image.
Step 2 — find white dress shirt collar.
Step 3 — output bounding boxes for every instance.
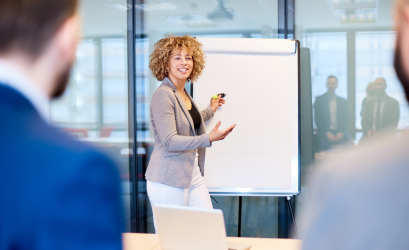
[0,59,50,122]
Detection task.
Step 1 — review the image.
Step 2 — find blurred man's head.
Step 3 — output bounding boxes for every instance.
[373,77,387,96]
[394,0,409,101]
[0,0,79,98]
[326,75,338,94]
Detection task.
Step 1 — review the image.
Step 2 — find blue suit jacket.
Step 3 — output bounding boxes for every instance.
[0,84,123,249]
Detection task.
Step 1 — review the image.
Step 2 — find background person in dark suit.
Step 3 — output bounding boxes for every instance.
[314,75,353,150]
[360,81,375,117]
[0,0,123,249]
[360,77,400,142]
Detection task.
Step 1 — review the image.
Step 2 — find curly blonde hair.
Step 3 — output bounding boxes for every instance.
[149,35,206,82]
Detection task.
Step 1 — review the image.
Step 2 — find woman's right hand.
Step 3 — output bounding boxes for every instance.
[209,121,236,142]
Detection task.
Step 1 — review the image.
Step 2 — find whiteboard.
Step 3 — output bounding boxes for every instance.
[193,38,300,196]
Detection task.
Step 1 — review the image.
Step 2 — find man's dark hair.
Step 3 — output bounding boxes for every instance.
[0,0,79,59]
[327,75,338,82]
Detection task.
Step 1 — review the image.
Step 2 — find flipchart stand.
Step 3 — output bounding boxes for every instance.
[235,196,298,239]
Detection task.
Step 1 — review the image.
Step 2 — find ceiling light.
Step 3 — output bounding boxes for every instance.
[327,0,378,23]
[330,0,377,9]
[207,0,234,21]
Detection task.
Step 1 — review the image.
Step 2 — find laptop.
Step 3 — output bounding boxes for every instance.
[152,204,252,250]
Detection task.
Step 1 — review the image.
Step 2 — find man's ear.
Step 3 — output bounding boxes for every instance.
[54,15,80,63]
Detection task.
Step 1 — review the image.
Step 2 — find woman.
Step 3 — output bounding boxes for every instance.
[145,35,236,215]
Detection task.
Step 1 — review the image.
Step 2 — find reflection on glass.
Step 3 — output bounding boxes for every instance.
[102,39,128,129]
[52,40,97,126]
[51,0,131,231]
[294,0,408,228]
[300,32,348,152]
[302,32,348,100]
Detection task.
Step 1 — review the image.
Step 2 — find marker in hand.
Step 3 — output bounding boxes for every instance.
[212,93,227,99]
[211,93,226,113]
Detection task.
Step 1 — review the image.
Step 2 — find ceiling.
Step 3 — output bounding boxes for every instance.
[296,0,395,31]
[79,0,396,38]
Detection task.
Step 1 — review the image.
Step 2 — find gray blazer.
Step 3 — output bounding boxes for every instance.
[145,77,214,189]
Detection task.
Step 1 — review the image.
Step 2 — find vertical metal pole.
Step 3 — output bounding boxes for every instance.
[127,0,138,232]
[278,0,294,39]
[277,0,296,238]
[238,196,242,237]
[95,38,104,131]
[278,197,289,238]
[287,0,294,39]
[134,0,146,233]
[286,196,298,239]
[347,31,356,140]
[278,0,286,39]
[284,0,288,39]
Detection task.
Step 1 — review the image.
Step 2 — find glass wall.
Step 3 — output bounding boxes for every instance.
[50,0,132,231]
[295,0,406,218]
[46,0,406,237]
[133,0,284,237]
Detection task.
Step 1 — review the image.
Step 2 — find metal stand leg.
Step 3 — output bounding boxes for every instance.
[238,196,242,237]
[286,196,298,239]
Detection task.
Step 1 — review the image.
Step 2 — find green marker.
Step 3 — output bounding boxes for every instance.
[212,93,227,99]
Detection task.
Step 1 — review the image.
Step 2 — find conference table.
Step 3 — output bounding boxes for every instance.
[123,233,302,250]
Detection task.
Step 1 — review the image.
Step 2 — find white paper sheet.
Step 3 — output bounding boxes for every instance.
[194,38,299,192]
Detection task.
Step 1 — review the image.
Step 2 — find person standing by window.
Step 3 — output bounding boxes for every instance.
[360,77,400,142]
[314,75,353,150]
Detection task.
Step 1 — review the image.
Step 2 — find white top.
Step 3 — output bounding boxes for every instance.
[0,59,50,121]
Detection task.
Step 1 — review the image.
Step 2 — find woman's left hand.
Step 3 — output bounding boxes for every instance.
[210,95,225,113]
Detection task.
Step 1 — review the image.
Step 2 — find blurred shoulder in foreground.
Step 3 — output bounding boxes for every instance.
[0,0,123,249]
[0,84,123,249]
[300,132,409,250]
